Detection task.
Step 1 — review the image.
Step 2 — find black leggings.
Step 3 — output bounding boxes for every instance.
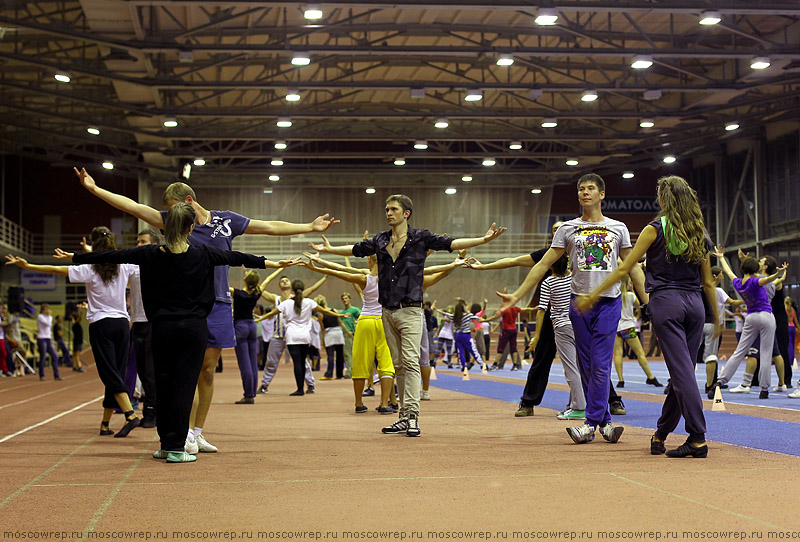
[325,344,344,378]
[88,318,131,409]
[151,318,208,452]
[287,344,309,392]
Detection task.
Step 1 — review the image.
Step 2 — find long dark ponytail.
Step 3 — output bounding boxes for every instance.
[90,227,120,285]
[165,202,196,248]
[292,279,305,315]
[453,298,466,328]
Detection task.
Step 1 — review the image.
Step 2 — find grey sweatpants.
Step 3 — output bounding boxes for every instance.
[719,311,775,391]
[702,323,720,362]
[554,324,586,411]
[260,336,315,389]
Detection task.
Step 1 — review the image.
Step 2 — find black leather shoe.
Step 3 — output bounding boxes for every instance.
[666,440,708,458]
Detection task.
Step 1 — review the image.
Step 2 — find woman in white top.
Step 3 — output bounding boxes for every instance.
[613,276,662,388]
[36,304,61,380]
[6,227,140,438]
[263,279,340,396]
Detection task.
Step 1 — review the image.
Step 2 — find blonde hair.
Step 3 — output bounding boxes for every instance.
[244,271,260,293]
[656,176,708,264]
[162,182,196,205]
[164,202,196,248]
[314,295,327,307]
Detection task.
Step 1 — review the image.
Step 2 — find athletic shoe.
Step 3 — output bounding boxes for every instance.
[609,400,626,415]
[167,452,197,463]
[306,386,315,394]
[389,403,399,413]
[773,384,787,393]
[646,377,663,387]
[789,389,800,398]
[707,382,721,399]
[320,375,333,380]
[420,389,431,401]
[509,365,520,372]
[195,434,217,453]
[184,437,199,454]
[289,390,304,396]
[54,376,63,381]
[617,381,625,388]
[114,417,139,438]
[556,408,568,418]
[406,414,421,437]
[99,427,114,436]
[355,405,368,413]
[257,386,268,394]
[515,404,534,417]
[650,436,666,455]
[152,450,169,459]
[557,409,586,420]
[235,396,254,404]
[729,384,750,394]
[600,423,624,443]
[376,405,394,415]
[666,440,708,458]
[566,424,595,444]
[759,390,769,399]
[140,417,156,429]
[362,388,375,397]
[382,418,409,434]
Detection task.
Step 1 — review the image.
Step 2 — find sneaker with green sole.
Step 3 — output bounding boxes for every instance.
[152,450,169,459]
[557,409,586,420]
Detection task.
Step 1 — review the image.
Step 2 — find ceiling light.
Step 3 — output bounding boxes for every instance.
[725,122,740,131]
[193,158,205,166]
[530,188,542,194]
[276,117,292,128]
[663,155,677,164]
[750,57,770,70]
[285,89,301,102]
[639,118,655,128]
[54,72,71,83]
[291,52,311,66]
[101,161,114,170]
[269,175,280,182]
[482,158,496,167]
[509,141,522,150]
[699,11,721,25]
[461,175,473,182]
[410,88,426,99]
[622,172,635,179]
[365,188,376,194]
[271,158,284,166]
[304,4,323,20]
[581,90,598,102]
[263,188,273,194]
[434,118,449,129]
[414,140,428,150]
[496,54,514,66]
[163,116,178,128]
[394,157,406,166]
[445,188,457,195]
[566,159,579,166]
[631,55,653,69]
[541,118,558,128]
[644,89,662,100]
[274,140,288,150]
[465,89,483,102]
[534,8,558,26]
[529,89,543,100]
[86,127,100,136]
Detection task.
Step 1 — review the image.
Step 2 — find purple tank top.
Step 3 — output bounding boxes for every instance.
[644,220,707,293]
[733,277,772,313]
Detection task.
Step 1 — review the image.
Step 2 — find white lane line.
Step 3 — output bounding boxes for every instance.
[0,381,97,410]
[0,395,103,444]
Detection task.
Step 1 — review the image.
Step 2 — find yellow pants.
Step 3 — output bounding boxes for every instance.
[352,315,395,379]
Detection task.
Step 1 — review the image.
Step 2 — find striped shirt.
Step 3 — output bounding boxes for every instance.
[443,312,479,334]
[539,275,573,329]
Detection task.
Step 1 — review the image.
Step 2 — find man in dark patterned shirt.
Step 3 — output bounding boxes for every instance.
[309,194,505,436]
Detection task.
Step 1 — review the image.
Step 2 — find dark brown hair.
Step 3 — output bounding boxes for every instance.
[90,226,120,285]
[740,257,759,275]
[577,173,605,193]
[292,279,305,315]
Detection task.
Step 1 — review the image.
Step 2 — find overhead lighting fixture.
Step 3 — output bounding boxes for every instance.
[269,174,280,182]
[193,158,205,166]
[622,172,635,179]
[530,188,542,194]
[365,188,376,194]
[163,116,178,128]
[276,117,292,128]
[291,52,311,66]
[86,127,100,136]
[534,8,558,26]
[274,140,288,150]
[581,90,598,102]
[566,159,579,166]
[303,4,323,20]
[496,54,514,66]
[482,158,496,167]
[101,161,114,170]
[410,88,426,99]
[434,118,449,129]
[725,122,740,131]
[271,158,284,166]
[464,89,483,102]
[285,89,301,102]
[699,11,721,25]
[445,188,457,195]
[643,89,662,100]
[663,155,677,164]
[631,55,653,69]
[394,157,406,166]
[750,57,770,70]
[529,89,543,100]
[639,118,655,128]
[461,174,473,182]
[263,188,273,194]
[54,72,71,83]
[414,140,428,150]
[541,118,558,128]
[509,141,522,150]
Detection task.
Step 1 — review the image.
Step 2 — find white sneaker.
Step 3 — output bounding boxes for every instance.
[184,437,199,454]
[772,384,787,393]
[195,434,218,453]
[420,389,431,401]
[788,389,800,398]
[729,384,751,394]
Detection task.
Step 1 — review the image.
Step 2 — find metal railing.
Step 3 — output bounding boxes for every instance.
[0,215,35,254]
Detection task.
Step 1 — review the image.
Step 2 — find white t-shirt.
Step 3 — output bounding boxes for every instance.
[129,272,147,323]
[278,297,319,345]
[260,315,275,342]
[551,217,632,298]
[68,264,138,323]
[0,315,5,340]
[617,291,637,331]
[361,274,382,316]
[438,319,454,340]
[715,287,729,326]
[310,318,321,350]
[37,313,53,340]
